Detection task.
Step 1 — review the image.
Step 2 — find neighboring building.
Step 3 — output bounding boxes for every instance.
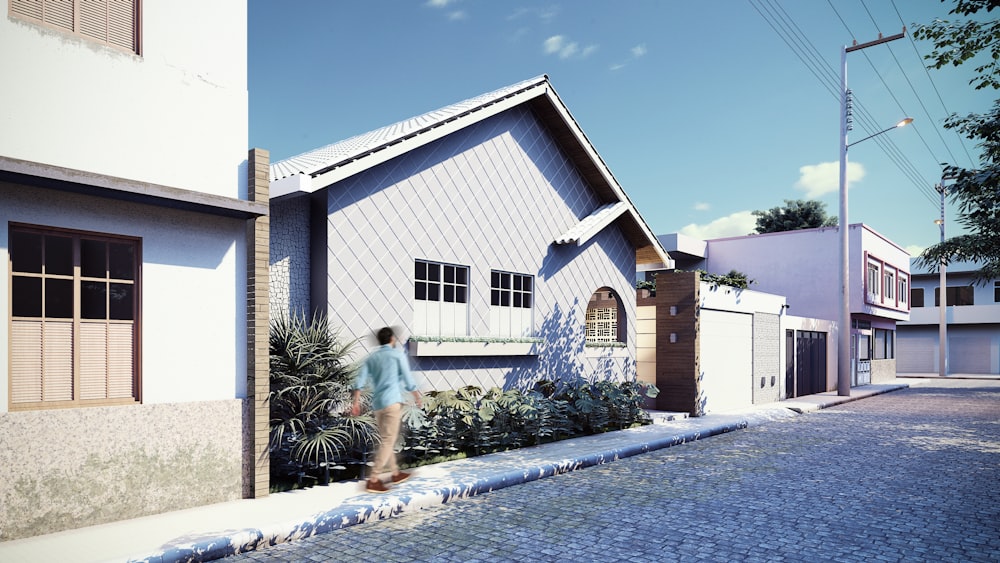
[269,76,673,392]
[658,224,910,395]
[0,0,269,541]
[898,260,1000,375]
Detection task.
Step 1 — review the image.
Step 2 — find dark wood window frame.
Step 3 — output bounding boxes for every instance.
[9,223,141,410]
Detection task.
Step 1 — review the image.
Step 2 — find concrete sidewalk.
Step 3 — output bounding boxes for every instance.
[0,380,914,563]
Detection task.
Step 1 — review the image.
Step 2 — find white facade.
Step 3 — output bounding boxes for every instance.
[0,1,248,198]
[0,0,261,541]
[898,261,1000,374]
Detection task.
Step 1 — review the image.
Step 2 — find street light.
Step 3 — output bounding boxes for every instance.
[838,28,907,397]
[847,118,913,148]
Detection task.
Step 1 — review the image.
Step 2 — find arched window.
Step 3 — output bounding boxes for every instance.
[585,287,625,345]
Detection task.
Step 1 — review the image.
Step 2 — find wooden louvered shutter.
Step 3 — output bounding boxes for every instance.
[10,319,74,403]
[11,0,138,54]
[79,321,134,400]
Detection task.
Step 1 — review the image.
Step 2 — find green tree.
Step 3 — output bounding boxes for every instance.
[912,0,1000,90]
[751,199,837,234]
[914,0,1000,283]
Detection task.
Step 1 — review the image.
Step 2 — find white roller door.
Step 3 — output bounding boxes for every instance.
[699,309,753,413]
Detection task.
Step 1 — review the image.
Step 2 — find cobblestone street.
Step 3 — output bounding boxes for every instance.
[228,379,1000,562]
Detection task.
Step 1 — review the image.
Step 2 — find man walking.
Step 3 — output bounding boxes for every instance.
[350,327,422,493]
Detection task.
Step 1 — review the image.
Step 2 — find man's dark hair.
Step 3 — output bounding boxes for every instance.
[376,327,394,346]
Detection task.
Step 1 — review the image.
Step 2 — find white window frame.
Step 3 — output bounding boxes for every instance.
[489,270,533,337]
[413,259,468,337]
[866,261,881,303]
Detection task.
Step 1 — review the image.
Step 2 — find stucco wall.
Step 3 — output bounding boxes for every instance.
[0,400,243,541]
[278,106,637,391]
[0,185,248,408]
[0,0,248,198]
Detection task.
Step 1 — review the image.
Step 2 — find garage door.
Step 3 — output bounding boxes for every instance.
[897,332,936,373]
[951,335,992,374]
[699,309,752,413]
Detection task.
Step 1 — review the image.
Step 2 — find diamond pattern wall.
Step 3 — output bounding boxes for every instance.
[275,106,638,391]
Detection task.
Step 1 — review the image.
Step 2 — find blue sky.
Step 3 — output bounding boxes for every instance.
[248,1,994,257]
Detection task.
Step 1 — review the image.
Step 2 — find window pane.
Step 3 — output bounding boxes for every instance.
[491,271,499,289]
[12,276,42,317]
[444,285,455,303]
[109,283,133,320]
[491,289,500,306]
[45,235,73,276]
[81,239,107,278]
[995,281,1000,303]
[501,273,510,289]
[456,286,466,304]
[523,277,532,292]
[11,231,43,273]
[415,281,427,300]
[427,263,440,282]
[45,278,73,318]
[81,281,107,319]
[427,283,439,301]
[522,293,531,309]
[109,242,134,280]
[415,261,427,281]
[911,288,923,308]
[444,265,455,284]
[513,276,522,291]
[456,267,467,285]
[513,293,522,308]
[500,292,510,307]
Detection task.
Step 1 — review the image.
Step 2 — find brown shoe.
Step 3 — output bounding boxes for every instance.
[365,479,389,493]
[391,471,411,485]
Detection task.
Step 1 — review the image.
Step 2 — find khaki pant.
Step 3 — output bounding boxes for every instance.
[372,402,402,476]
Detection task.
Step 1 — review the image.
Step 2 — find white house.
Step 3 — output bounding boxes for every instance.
[658,224,910,397]
[0,0,269,540]
[897,260,1000,375]
[269,76,673,392]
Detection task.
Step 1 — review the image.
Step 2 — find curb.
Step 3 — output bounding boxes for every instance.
[131,383,911,562]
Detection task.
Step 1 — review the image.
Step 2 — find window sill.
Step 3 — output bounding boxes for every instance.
[584,345,629,358]
[408,339,544,357]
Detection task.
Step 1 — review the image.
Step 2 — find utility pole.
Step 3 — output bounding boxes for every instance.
[838,28,907,396]
[934,182,948,377]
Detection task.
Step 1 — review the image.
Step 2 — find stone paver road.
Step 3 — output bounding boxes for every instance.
[228,379,1000,562]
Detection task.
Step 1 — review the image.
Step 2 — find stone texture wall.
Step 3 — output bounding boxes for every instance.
[0,400,243,541]
[752,312,781,404]
[269,195,311,320]
[871,358,897,383]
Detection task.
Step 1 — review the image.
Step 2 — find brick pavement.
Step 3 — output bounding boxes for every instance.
[226,379,1000,562]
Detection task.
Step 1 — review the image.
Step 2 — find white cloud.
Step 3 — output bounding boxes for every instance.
[694,202,711,211]
[447,10,466,20]
[426,0,454,7]
[631,44,647,58]
[609,63,626,71]
[795,161,866,198]
[904,244,925,257]
[678,211,757,239]
[543,35,588,59]
[581,45,599,58]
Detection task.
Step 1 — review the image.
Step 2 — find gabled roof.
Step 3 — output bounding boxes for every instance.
[269,75,673,269]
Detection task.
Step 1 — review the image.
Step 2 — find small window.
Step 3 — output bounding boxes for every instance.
[910,287,923,308]
[413,259,468,337]
[585,287,625,345]
[994,281,999,303]
[489,270,533,337]
[935,286,975,306]
[884,270,895,301]
[867,262,881,301]
[899,276,908,305]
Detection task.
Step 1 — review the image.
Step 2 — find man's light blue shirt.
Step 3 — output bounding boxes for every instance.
[353,344,418,411]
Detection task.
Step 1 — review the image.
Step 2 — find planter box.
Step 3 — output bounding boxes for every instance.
[409,340,543,357]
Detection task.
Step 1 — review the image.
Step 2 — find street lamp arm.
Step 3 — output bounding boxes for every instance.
[846,118,913,149]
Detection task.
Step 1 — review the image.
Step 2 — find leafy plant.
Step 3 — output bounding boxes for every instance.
[268,314,376,486]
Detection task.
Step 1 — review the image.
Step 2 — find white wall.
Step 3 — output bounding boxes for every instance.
[0,185,247,412]
[0,0,248,198]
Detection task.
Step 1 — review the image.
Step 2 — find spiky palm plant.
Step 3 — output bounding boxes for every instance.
[269,314,375,483]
